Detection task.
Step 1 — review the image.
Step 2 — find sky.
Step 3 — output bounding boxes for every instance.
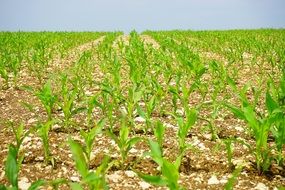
[0,0,284,33]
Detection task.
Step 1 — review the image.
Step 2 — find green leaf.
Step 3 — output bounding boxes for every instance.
[82,172,101,184]
[186,108,197,127]
[28,180,45,190]
[265,91,278,113]
[154,121,165,146]
[161,159,179,186]
[5,145,18,188]
[223,103,245,120]
[128,137,141,149]
[0,184,8,190]
[148,139,163,166]
[69,182,84,190]
[68,138,88,178]
[243,106,258,130]
[137,173,167,186]
[224,166,243,190]
[71,107,86,115]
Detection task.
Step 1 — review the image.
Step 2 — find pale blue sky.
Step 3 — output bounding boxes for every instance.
[0,0,284,33]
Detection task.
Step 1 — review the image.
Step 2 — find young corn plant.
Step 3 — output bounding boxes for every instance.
[80,119,105,167]
[153,120,166,152]
[137,139,185,190]
[35,81,57,122]
[177,107,197,153]
[86,95,102,128]
[36,120,55,166]
[224,166,243,190]
[106,115,141,169]
[7,121,31,167]
[225,79,274,174]
[58,74,84,128]
[68,138,110,190]
[137,95,157,132]
[0,58,9,89]
[223,138,235,170]
[0,144,45,190]
[266,75,285,166]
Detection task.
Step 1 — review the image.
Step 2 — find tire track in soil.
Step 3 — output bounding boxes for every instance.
[50,35,106,71]
[140,34,160,49]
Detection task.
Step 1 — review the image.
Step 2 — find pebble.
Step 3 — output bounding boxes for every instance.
[219,176,228,184]
[134,116,146,122]
[52,124,61,130]
[0,171,4,181]
[208,175,220,185]
[176,109,184,115]
[139,181,151,190]
[19,177,31,190]
[203,134,212,140]
[163,123,176,129]
[27,118,37,124]
[254,183,268,190]
[129,148,138,154]
[22,137,32,144]
[70,176,80,182]
[107,172,122,183]
[125,170,136,178]
[235,126,244,132]
[62,167,68,175]
[35,156,44,161]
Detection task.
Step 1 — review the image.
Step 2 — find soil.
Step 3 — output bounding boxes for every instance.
[0,34,284,190]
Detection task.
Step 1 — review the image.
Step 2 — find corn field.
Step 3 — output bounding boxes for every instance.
[0,30,285,190]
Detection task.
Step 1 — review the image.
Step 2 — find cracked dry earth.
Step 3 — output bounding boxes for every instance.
[0,34,285,190]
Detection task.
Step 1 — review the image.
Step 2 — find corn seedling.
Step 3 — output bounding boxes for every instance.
[58,74,84,127]
[177,107,197,153]
[36,120,55,166]
[266,75,285,165]
[80,119,105,166]
[225,80,274,174]
[35,81,57,122]
[68,138,110,190]
[107,116,141,168]
[137,139,185,190]
[0,144,45,190]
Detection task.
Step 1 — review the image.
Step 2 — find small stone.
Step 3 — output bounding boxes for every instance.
[62,167,68,175]
[235,126,244,132]
[134,116,146,122]
[208,175,220,185]
[107,172,122,183]
[139,181,151,190]
[22,137,32,144]
[176,109,184,115]
[120,106,128,115]
[35,156,44,161]
[220,178,228,184]
[129,148,138,154]
[0,171,5,181]
[198,142,207,150]
[36,141,42,147]
[70,176,80,182]
[27,118,37,124]
[125,170,136,178]
[85,90,92,96]
[254,183,268,190]
[52,124,61,130]
[164,123,176,129]
[19,177,31,190]
[203,134,212,140]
